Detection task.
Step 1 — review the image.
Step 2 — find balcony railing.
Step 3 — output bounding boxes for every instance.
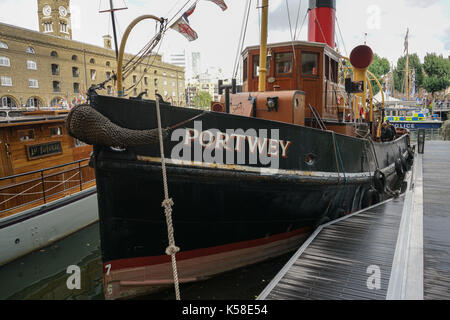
[0,158,96,215]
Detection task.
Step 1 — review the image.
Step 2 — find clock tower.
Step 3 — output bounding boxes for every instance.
[37,0,72,39]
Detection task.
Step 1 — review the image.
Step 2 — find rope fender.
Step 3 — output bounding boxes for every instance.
[66,104,170,147]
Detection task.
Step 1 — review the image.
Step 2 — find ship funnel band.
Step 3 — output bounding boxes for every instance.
[309,0,336,10]
[66,104,169,147]
[349,45,374,70]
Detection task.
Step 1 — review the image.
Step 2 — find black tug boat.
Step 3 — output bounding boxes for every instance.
[69,0,413,299]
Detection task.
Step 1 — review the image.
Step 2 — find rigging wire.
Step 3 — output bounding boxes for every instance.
[232,0,252,80]
[293,0,302,41]
[335,15,348,57]
[294,10,308,41]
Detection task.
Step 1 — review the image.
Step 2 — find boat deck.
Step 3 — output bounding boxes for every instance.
[258,141,450,300]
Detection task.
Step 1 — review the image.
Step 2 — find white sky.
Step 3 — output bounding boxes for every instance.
[0,0,449,80]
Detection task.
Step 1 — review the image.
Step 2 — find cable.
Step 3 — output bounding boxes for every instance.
[233,0,252,79]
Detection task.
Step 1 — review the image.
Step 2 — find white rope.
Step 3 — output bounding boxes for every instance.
[155,96,181,300]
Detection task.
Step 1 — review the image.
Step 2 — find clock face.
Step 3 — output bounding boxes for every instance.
[59,6,67,17]
[43,5,51,16]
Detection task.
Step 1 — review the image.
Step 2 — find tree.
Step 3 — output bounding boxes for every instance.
[422,53,450,98]
[197,91,213,110]
[368,54,390,95]
[393,53,424,94]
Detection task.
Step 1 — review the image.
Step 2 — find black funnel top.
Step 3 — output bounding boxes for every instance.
[309,0,336,10]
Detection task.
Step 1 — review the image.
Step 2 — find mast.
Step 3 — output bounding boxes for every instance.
[258,0,269,92]
[99,0,128,62]
[404,28,410,98]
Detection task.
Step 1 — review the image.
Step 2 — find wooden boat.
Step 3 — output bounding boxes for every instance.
[0,108,97,266]
[67,0,414,299]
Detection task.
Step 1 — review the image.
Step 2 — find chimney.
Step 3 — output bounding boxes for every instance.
[103,35,112,49]
[308,0,336,48]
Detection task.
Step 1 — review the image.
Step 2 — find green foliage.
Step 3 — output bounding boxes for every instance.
[197,91,213,110]
[393,53,424,93]
[368,54,390,94]
[422,53,450,95]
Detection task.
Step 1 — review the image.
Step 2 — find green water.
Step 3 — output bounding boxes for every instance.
[0,222,294,300]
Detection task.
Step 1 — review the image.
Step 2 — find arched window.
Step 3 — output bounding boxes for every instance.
[0,41,8,49]
[26,97,43,108]
[106,61,110,67]
[1,96,18,108]
[72,55,78,61]
[90,58,95,64]
[26,47,35,54]
[50,51,58,57]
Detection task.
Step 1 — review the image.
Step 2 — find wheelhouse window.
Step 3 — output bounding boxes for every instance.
[301,52,319,76]
[243,57,248,81]
[74,138,86,147]
[325,55,330,80]
[330,59,338,83]
[0,56,10,67]
[27,60,37,70]
[252,55,271,78]
[18,129,35,142]
[275,52,293,75]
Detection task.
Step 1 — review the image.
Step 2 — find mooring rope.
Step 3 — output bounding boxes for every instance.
[154,96,181,300]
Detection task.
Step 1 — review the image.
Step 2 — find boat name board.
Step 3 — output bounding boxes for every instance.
[170,121,292,169]
[27,141,63,160]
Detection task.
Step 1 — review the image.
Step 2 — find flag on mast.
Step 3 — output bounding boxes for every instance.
[205,0,228,11]
[183,3,197,23]
[170,16,198,41]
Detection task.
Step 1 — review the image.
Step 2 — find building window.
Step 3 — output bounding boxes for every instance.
[144,77,148,85]
[18,129,35,142]
[50,126,63,136]
[154,78,158,86]
[50,51,58,57]
[106,72,111,80]
[1,96,17,108]
[275,52,293,75]
[301,52,319,76]
[89,58,95,64]
[133,75,137,84]
[73,82,80,93]
[0,56,10,67]
[26,97,42,108]
[172,81,175,87]
[72,55,78,61]
[144,68,148,73]
[1,76,12,86]
[44,22,53,32]
[26,47,35,54]
[163,80,167,85]
[52,64,59,75]
[133,88,137,96]
[72,67,79,77]
[53,81,61,92]
[28,79,39,88]
[90,69,96,81]
[106,61,111,67]
[27,60,37,70]
[60,22,68,33]
[0,41,8,49]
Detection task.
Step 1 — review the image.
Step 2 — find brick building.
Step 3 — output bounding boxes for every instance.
[0,0,185,109]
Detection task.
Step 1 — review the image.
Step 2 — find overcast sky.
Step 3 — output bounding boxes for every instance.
[0,0,449,80]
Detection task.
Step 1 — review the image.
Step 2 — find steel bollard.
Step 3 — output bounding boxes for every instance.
[418,129,425,154]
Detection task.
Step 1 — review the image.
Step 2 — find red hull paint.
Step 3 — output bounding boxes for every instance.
[102,228,311,300]
[308,7,336,48]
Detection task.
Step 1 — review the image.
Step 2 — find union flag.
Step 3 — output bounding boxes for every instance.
[170,17,198,42]
[206,0,228,11]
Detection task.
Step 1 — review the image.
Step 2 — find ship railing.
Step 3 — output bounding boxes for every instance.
[0,158,95,216]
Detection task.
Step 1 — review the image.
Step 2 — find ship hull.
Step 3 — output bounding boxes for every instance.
[90,95,410,300]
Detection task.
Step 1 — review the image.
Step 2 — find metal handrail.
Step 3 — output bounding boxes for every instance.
[0,158,95,213]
